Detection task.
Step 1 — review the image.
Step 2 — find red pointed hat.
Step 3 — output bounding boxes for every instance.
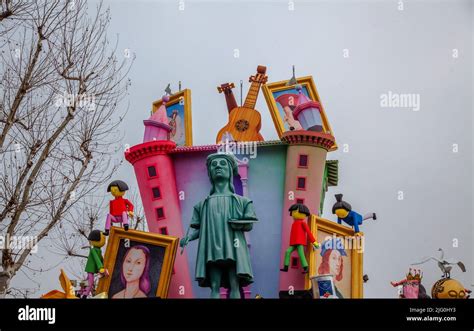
[149,95,170,125]
[276,93,299,108]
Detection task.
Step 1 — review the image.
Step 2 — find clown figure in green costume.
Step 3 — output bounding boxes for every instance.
[81,230,108,298]
[180,153,258,299]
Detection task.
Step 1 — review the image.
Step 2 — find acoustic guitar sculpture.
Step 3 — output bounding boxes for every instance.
[216,66,267,142]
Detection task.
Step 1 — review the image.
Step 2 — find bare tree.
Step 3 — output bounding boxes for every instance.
[0,1,33,31]
[130,189,146,232]
[51,189,145,293]
[5,285,41,298]
[49,195,105,284]
[0,0,133,297]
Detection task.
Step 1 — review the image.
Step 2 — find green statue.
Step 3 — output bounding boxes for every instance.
[180,153,258,298]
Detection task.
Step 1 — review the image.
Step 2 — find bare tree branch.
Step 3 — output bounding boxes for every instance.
[0,0,133,297]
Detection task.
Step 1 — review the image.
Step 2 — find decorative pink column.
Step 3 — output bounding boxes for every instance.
[124,95,193,297]
[278,131,335,294]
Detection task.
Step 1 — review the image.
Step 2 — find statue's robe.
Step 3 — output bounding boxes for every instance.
[190,193,257,288]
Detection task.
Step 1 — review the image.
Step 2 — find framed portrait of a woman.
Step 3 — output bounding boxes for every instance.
[152,89,193,146]
[97,227,178,298]
[306,215,363,298]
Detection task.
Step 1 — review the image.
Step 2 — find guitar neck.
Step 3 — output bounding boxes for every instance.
[224,90,238,114]
[243,81,262,109]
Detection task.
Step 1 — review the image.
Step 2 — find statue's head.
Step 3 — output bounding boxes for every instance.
[206,153,238,194]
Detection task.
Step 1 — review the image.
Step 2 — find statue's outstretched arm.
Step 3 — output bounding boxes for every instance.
[188,227,200,241]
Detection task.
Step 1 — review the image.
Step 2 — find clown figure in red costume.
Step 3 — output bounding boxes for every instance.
[104,180,134,236]
[280,203,320,274]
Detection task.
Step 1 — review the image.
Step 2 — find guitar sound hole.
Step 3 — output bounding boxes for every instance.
[235,119,249,132]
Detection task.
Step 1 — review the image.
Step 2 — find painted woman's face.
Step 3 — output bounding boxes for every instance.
[329,250,342,276]
[122,248,146,283]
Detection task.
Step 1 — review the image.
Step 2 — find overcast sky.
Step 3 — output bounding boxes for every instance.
[12,0,473,298]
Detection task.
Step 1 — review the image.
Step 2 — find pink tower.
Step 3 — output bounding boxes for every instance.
[143,95,171,141]
[124,101,194,298]
[278,130,335,294]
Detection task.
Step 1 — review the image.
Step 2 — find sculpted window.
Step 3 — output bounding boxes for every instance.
[156,207,165,220]
[297,177,306,190]
[291,257,299,269]
[298,154,308,168]
[152,187,161,199]
[147,166,157,178]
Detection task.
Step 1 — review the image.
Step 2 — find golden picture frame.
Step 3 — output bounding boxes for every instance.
[97,227,178,298]
[306,215,363,298]
[152,89,193,146]
[262,76,337,151]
